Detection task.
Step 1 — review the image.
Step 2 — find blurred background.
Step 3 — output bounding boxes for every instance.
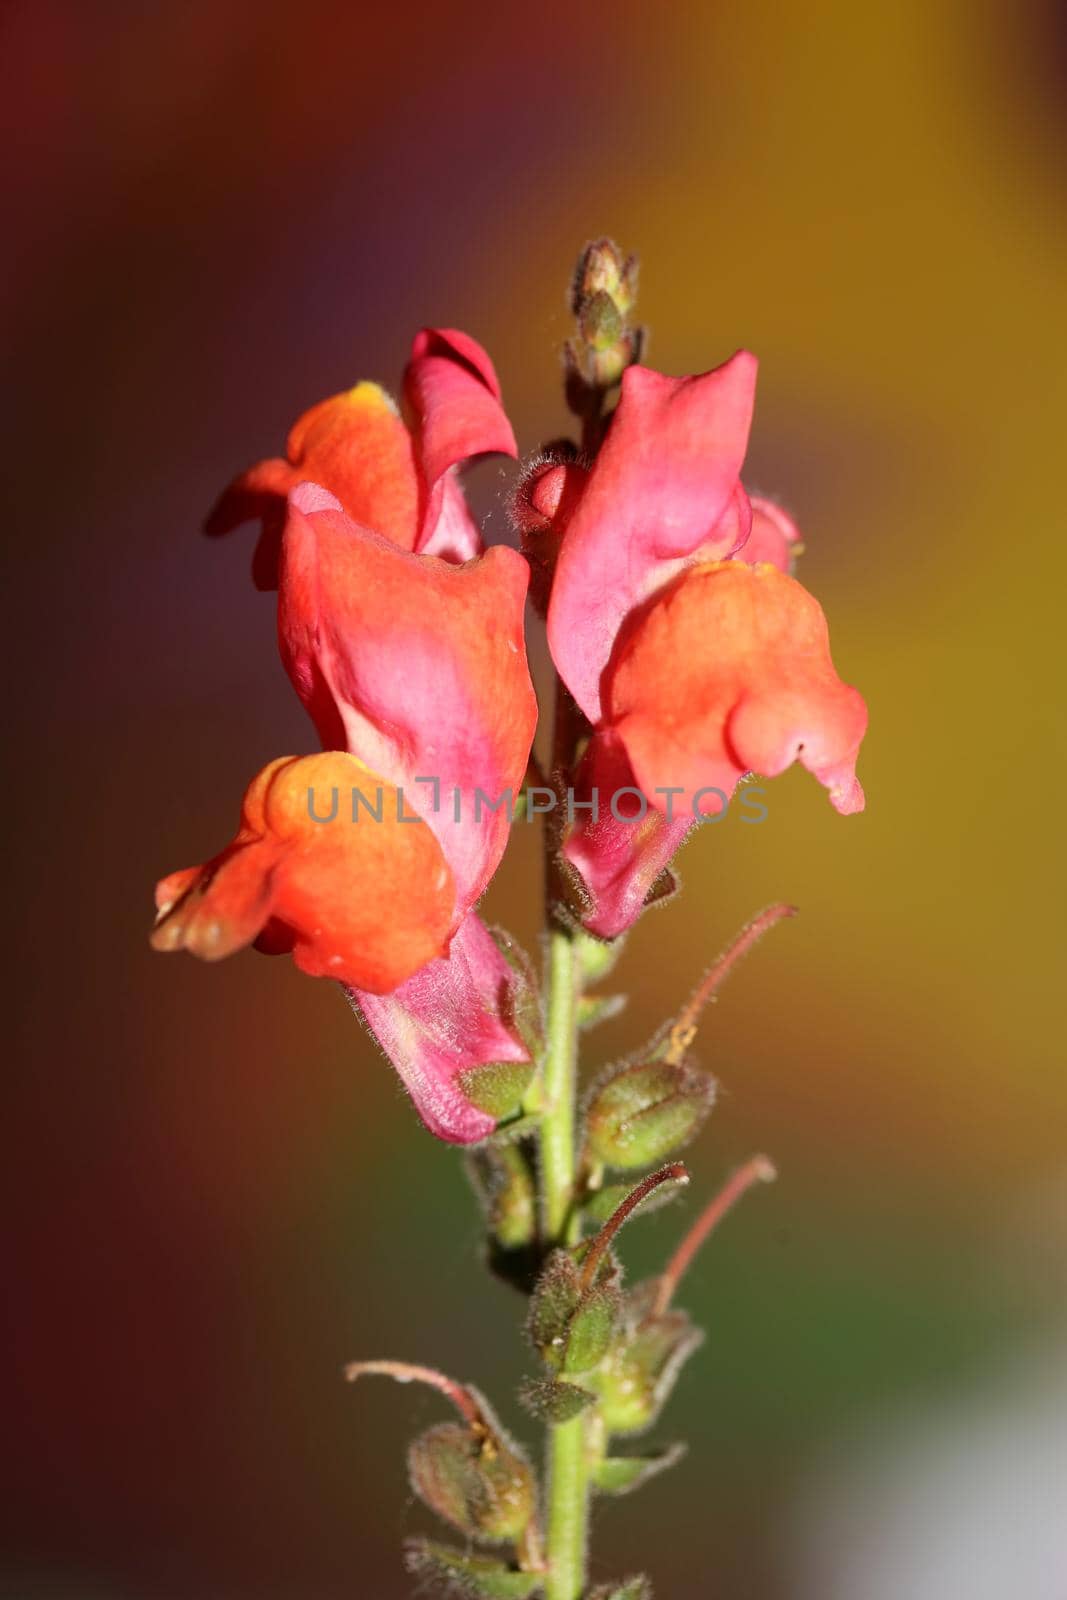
[4,0,1066,1594]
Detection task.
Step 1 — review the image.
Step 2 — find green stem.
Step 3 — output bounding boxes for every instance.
[541,927,579,1242]
[541,924,588,1600]
[545,1409,587,1600]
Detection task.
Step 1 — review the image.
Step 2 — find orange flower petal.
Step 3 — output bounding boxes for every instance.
[151,752,454,993]
[608,561,867,817]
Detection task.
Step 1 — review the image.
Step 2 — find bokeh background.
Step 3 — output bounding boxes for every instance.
[5,0,1067,1595]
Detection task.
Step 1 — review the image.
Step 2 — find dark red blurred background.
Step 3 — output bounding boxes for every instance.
[5,2,1067,1596]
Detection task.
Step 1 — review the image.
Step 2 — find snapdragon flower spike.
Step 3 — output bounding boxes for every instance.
[151,753,453,991]
[205,328,516,587]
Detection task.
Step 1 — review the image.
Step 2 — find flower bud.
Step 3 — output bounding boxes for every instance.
[566,237,643,403]
[584,1058,716,1169]
[408,1419,536,1545]
[526,1244,622,1376]
[570,238,639,320]
[579,288,624,353]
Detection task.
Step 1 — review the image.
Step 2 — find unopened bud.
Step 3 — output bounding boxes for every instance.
[526,1245,621,1376]
[585,1058,715,1169]
[571,238,638,320]
[579,288,623,353]
[566,237,643,422]
[408,1418,536,1545]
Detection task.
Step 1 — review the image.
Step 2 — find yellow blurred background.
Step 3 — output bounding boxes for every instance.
[4,0,1066,1594]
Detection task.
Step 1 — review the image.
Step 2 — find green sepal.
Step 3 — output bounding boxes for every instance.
[561,1280,621,1376]
[642,863,680,910]
[577,993,627,1031]
[404,1539,543,1597]
[592,1442,686,1497]
[486,1112,543,1146]
[517,1376,595,1424]
[587,1286,704,1436]
[588,1579,653,1600]
[527,1249,582,1366]
[460,1060,537,1121]
[490,926,545,1058]
[574,928,624,984]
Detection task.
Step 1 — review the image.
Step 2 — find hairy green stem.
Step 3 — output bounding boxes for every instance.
[541,928,579,1242]
[541,925,588,1600]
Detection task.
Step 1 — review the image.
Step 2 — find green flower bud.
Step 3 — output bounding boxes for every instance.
[408,1420,536,1545]
[579,288,624,353]
[570,237,639,320]
[527,1246,621,1376]
[585,1058,716,1169]
[566,237,643,401]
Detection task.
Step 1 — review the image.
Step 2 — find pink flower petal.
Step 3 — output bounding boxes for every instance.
[561,731,695,940]
[346,916,532,1145]
[279,483,537,918]
[404,328,518,555]
[547,351,758,722]
[742,495,803,573]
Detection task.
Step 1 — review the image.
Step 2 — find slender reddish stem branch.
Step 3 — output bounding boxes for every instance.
[650,1155,777,1318]
[665,903,797,1063]
[343,1359,487,1433]
[579,1163,690,1292]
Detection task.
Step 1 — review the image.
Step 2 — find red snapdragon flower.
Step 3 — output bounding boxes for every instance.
[544,354,867,938]
[154,335,538,1141]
